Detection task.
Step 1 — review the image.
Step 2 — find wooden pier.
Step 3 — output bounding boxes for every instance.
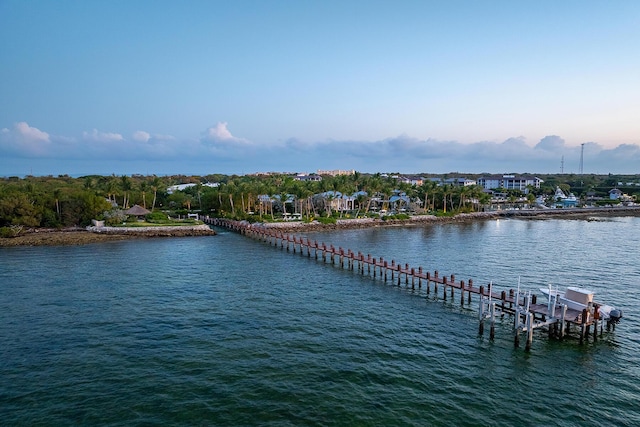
[206,217,618,351]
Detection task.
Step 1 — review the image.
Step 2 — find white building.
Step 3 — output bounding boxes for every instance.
[476,174,543,192]
[426,177,476,186]
[317,169,355,176]
[166,182,219,194]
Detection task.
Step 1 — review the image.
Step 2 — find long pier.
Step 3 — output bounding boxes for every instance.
[206,217,617,351]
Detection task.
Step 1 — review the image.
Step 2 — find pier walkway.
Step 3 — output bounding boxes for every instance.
[206,217,616,351]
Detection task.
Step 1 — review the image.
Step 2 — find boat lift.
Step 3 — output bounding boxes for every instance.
[478,279,570,351]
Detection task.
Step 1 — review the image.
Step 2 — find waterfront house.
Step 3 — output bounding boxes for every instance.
[609,188,623,200]
[294,173,322,182]
[553,187,578,208]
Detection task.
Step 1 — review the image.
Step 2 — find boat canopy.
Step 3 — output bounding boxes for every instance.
[565,287,593,306]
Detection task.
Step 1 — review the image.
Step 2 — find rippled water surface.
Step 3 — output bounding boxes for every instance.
[1,217,639,426]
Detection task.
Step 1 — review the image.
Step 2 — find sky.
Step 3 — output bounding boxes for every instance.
[1,0,640,177]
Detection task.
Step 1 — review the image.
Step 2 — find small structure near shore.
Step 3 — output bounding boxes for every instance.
[124,204,151,219]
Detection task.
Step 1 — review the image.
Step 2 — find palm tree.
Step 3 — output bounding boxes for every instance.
[106,176,119,206]
[194,182,203,210]
[379,179,394,212]
[464,185,484,212]
[458,185,470,210]
[53,188,62,220]
[526,192,536,208]
[362,173,382,213]
[324,191,335,217]
[508,192,518,209]
[355,193,366,217]
[421,180,438,212]
[83,176,94,191]
[279,191,290,218]
[120,175,132,209]
[225,181,236,216]
[440,184,451,213]
[140,181,148,209]
[150,176,162,211]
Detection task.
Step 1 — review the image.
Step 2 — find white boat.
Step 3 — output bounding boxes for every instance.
[539,286,623,323]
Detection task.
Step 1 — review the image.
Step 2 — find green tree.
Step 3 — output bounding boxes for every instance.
[139,181,148,209]
[53,188,62,220]
[150,176,162,211]
[120,175,132,208]
[0,193,41,227]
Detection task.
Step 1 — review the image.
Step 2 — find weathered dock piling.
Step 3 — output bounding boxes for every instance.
[205,217,616,351]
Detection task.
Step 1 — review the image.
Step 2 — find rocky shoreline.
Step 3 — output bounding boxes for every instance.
[2,206,638,247]
[85,224,215,235]
[259,206,640,232]
[0,224,216,247]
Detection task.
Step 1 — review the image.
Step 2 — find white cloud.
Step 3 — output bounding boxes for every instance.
[202,122,249,144]
[0,122,51,156]
[2,120,640,175]
[199,122,251,159]
[535,135,566,151]
[15,121,50,143]
[132,130,151,142]
[82,129,124,142]
[205,122,233,140]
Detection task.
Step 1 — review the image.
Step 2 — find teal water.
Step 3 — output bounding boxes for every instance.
[1,217,639,426]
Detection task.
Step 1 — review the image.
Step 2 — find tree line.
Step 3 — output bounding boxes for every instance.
[1,172,638,231]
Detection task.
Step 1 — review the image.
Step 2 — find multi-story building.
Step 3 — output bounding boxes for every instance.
[476,174,543,192]
[426,177,476,187]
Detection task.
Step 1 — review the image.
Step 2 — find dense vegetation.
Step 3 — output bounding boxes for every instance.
[1,172,638,234]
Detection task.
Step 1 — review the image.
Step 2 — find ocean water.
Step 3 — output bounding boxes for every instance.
[1,217,639,426]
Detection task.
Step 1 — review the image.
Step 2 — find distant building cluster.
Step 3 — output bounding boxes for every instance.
[397,173,544,192]
[290,172,545,192]
[164,171,636,215]
[316,169,355,176]
[166,182,219,194]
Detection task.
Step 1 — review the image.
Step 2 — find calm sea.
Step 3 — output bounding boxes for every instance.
[1,217,639,426]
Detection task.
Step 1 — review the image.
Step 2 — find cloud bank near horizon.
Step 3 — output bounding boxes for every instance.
[1,121,639,177]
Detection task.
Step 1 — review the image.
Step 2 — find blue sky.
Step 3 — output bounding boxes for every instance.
[1,0,639,177]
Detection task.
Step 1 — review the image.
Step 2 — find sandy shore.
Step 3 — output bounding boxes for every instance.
[2,206,638,247]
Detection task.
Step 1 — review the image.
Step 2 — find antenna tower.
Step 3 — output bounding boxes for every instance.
[579,143,585,174]
[560,155,564,173]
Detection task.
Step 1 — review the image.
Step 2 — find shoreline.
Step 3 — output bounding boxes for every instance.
[2,206,639,247]
[0,224,216,247]
[259,206,640,232]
